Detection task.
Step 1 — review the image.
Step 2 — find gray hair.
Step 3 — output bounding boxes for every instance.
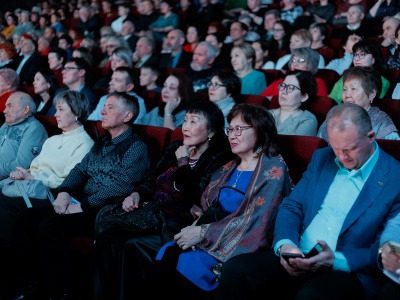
[21,10,31,18]
[106,91,139,125]
[289,47,319,74]
[350,4,365,14]
[197,41,217,59]
[112,47,133,68]
[326,103,372,137]
[139,36,155,52]
[53,91,90,124]
[0,68,20,91]
[107,36,129,49]
[14,92,36,115]
[100,26,115,37]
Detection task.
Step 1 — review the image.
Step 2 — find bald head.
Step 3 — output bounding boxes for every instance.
[383,17,400,39]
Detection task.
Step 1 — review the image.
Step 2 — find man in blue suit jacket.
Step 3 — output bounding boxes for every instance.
[215,103,400,300]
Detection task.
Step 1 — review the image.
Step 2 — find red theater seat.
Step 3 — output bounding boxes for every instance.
[135,90,162,112]
[277,134,328,184]
[376,139,400,163]
[35,115,61,137]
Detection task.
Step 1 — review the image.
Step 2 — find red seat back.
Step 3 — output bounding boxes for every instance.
[238,94,269,107]
[277,135,328,184]
[378,98,399,128]
[35,115,61,137]
[375,139,400,163]
[315,69,340,93]
[259,69,284,86]
[171,127,184,143]
[135,90,162,112]
[133,124,172,168]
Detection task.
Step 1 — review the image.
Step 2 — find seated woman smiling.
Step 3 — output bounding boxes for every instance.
[269,70,318,136]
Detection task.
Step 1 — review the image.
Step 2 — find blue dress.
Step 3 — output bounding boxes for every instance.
[156,170,253,291]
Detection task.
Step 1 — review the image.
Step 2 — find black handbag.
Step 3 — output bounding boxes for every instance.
[196,186,245,226]
[94,200,169,244]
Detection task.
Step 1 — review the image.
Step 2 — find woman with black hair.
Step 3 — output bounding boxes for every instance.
[33,68,59,116]
[93,101,234,300]
[329,39,390,103]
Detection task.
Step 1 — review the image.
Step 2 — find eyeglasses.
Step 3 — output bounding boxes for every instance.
[207,82,225,89]
[353,52,366,59]
[224,125,253,136]
[278,83,301,93]
[62,67,81,71]
[290,58,306,65]
[106,44,118,48]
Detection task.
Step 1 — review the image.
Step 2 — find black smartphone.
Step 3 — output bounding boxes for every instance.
[304,243,322,258]
[281,252,303,263]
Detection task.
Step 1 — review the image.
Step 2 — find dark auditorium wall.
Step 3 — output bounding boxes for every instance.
[2,0,37,12]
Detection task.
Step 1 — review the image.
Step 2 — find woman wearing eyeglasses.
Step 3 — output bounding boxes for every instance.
[329,39,390,104]
[261,47,328,98]
[269,70,318,136]
[93,101,233,299]
[152,103,293,299]
[207,70,241,127]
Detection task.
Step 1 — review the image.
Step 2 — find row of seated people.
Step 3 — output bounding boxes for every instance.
[1,87,399,299]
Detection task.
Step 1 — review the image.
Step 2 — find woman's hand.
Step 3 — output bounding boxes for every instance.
[164,98,181,115]
[381,242,400,272]
[122,193,140,212]
[53,192,72,215]
[174,225,202,251]
[10,167,34,180]
[175,145,196,160]
[65,203,83,214]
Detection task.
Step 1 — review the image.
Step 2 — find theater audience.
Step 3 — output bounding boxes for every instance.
[1,14,17,40]
[231,42,266,95]
[304,0,336,24]
[183,25,202,53]
[0,90,93,247]
[269,19,292,52]
[382,18,400,57]
[325,31,363,76]
[0,68,19,111]
[269,70,318,136]
[216,102,400,300]
[33,68,59,116]
[319,66,399,141]
[139,65,162,93]
[159,29,193,69]
[149,0,179,43]
[93,101,234,299]
[208,70,241,126]
[139,71,194,130]
[132,37,160,68]
[47,47,68,88]
[329,39,390,103]
[153,103,293,299]
[280,0,303,24]
[206,32,233,70]
[309,23,329,50]
[253,40,275,69]
[11,91,150,299]
[15,37,45,86]
[262,47,328,97]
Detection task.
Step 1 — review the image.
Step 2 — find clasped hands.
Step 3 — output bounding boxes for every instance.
[280,241,334,276]
[10,167,34,181]
[174,225,202,251]
[53,192,83,215]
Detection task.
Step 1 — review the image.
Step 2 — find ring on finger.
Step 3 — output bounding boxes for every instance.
[180,242,185,247]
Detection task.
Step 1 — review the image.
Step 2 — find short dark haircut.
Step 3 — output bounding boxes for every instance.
[107,91,139,124]
[186,101,226,145]
[59,34,73,47]
[283,70,317,109]
[352,39,384,75]
[36,68,59,98]
[45,26,56,36]
[343,66,382,105]
[114,66,139,87]
[227,103,278,157]
[48,47,68,65]
[53,90,90,124]
[208,32,225,44]
[141,64,160,77]
[73,47,93,66]
[341,30,364,47]
[8,14,18,24]
[210,70,241,102]
[326,103,372,137]
[66,57,90,81]
[310,22,328,41]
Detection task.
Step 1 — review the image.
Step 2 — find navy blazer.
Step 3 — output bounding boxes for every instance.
[273,146,400,299]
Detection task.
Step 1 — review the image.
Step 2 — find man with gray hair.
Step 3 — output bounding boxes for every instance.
[187,41,216,92]
[216,102,400,300]
[132,37,160,68]
[0,91,47,180]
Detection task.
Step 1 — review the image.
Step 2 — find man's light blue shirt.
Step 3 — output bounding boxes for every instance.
[87,91,146,124]
[275,142,380,271]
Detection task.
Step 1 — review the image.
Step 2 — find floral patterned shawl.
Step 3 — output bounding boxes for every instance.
[191,153,294,263]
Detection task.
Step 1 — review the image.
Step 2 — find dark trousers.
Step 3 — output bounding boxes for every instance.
[13,205,101,295]
[377,280,400,299]
[215,250,366,300]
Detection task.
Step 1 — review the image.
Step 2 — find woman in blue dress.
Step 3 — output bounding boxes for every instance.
[153,103,294,299]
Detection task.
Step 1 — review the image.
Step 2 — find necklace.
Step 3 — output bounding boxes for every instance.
[232,159,258,188]
[58,135,67,149]
[189,159,198,168]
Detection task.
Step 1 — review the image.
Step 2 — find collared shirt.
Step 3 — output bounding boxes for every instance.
[136,54,152,68]
[347,23,361,30]
[16,53,33,74]
[275,142,380,271]
[170,50,183,68]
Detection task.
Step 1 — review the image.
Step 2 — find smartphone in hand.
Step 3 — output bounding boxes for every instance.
[304,243,322,258]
